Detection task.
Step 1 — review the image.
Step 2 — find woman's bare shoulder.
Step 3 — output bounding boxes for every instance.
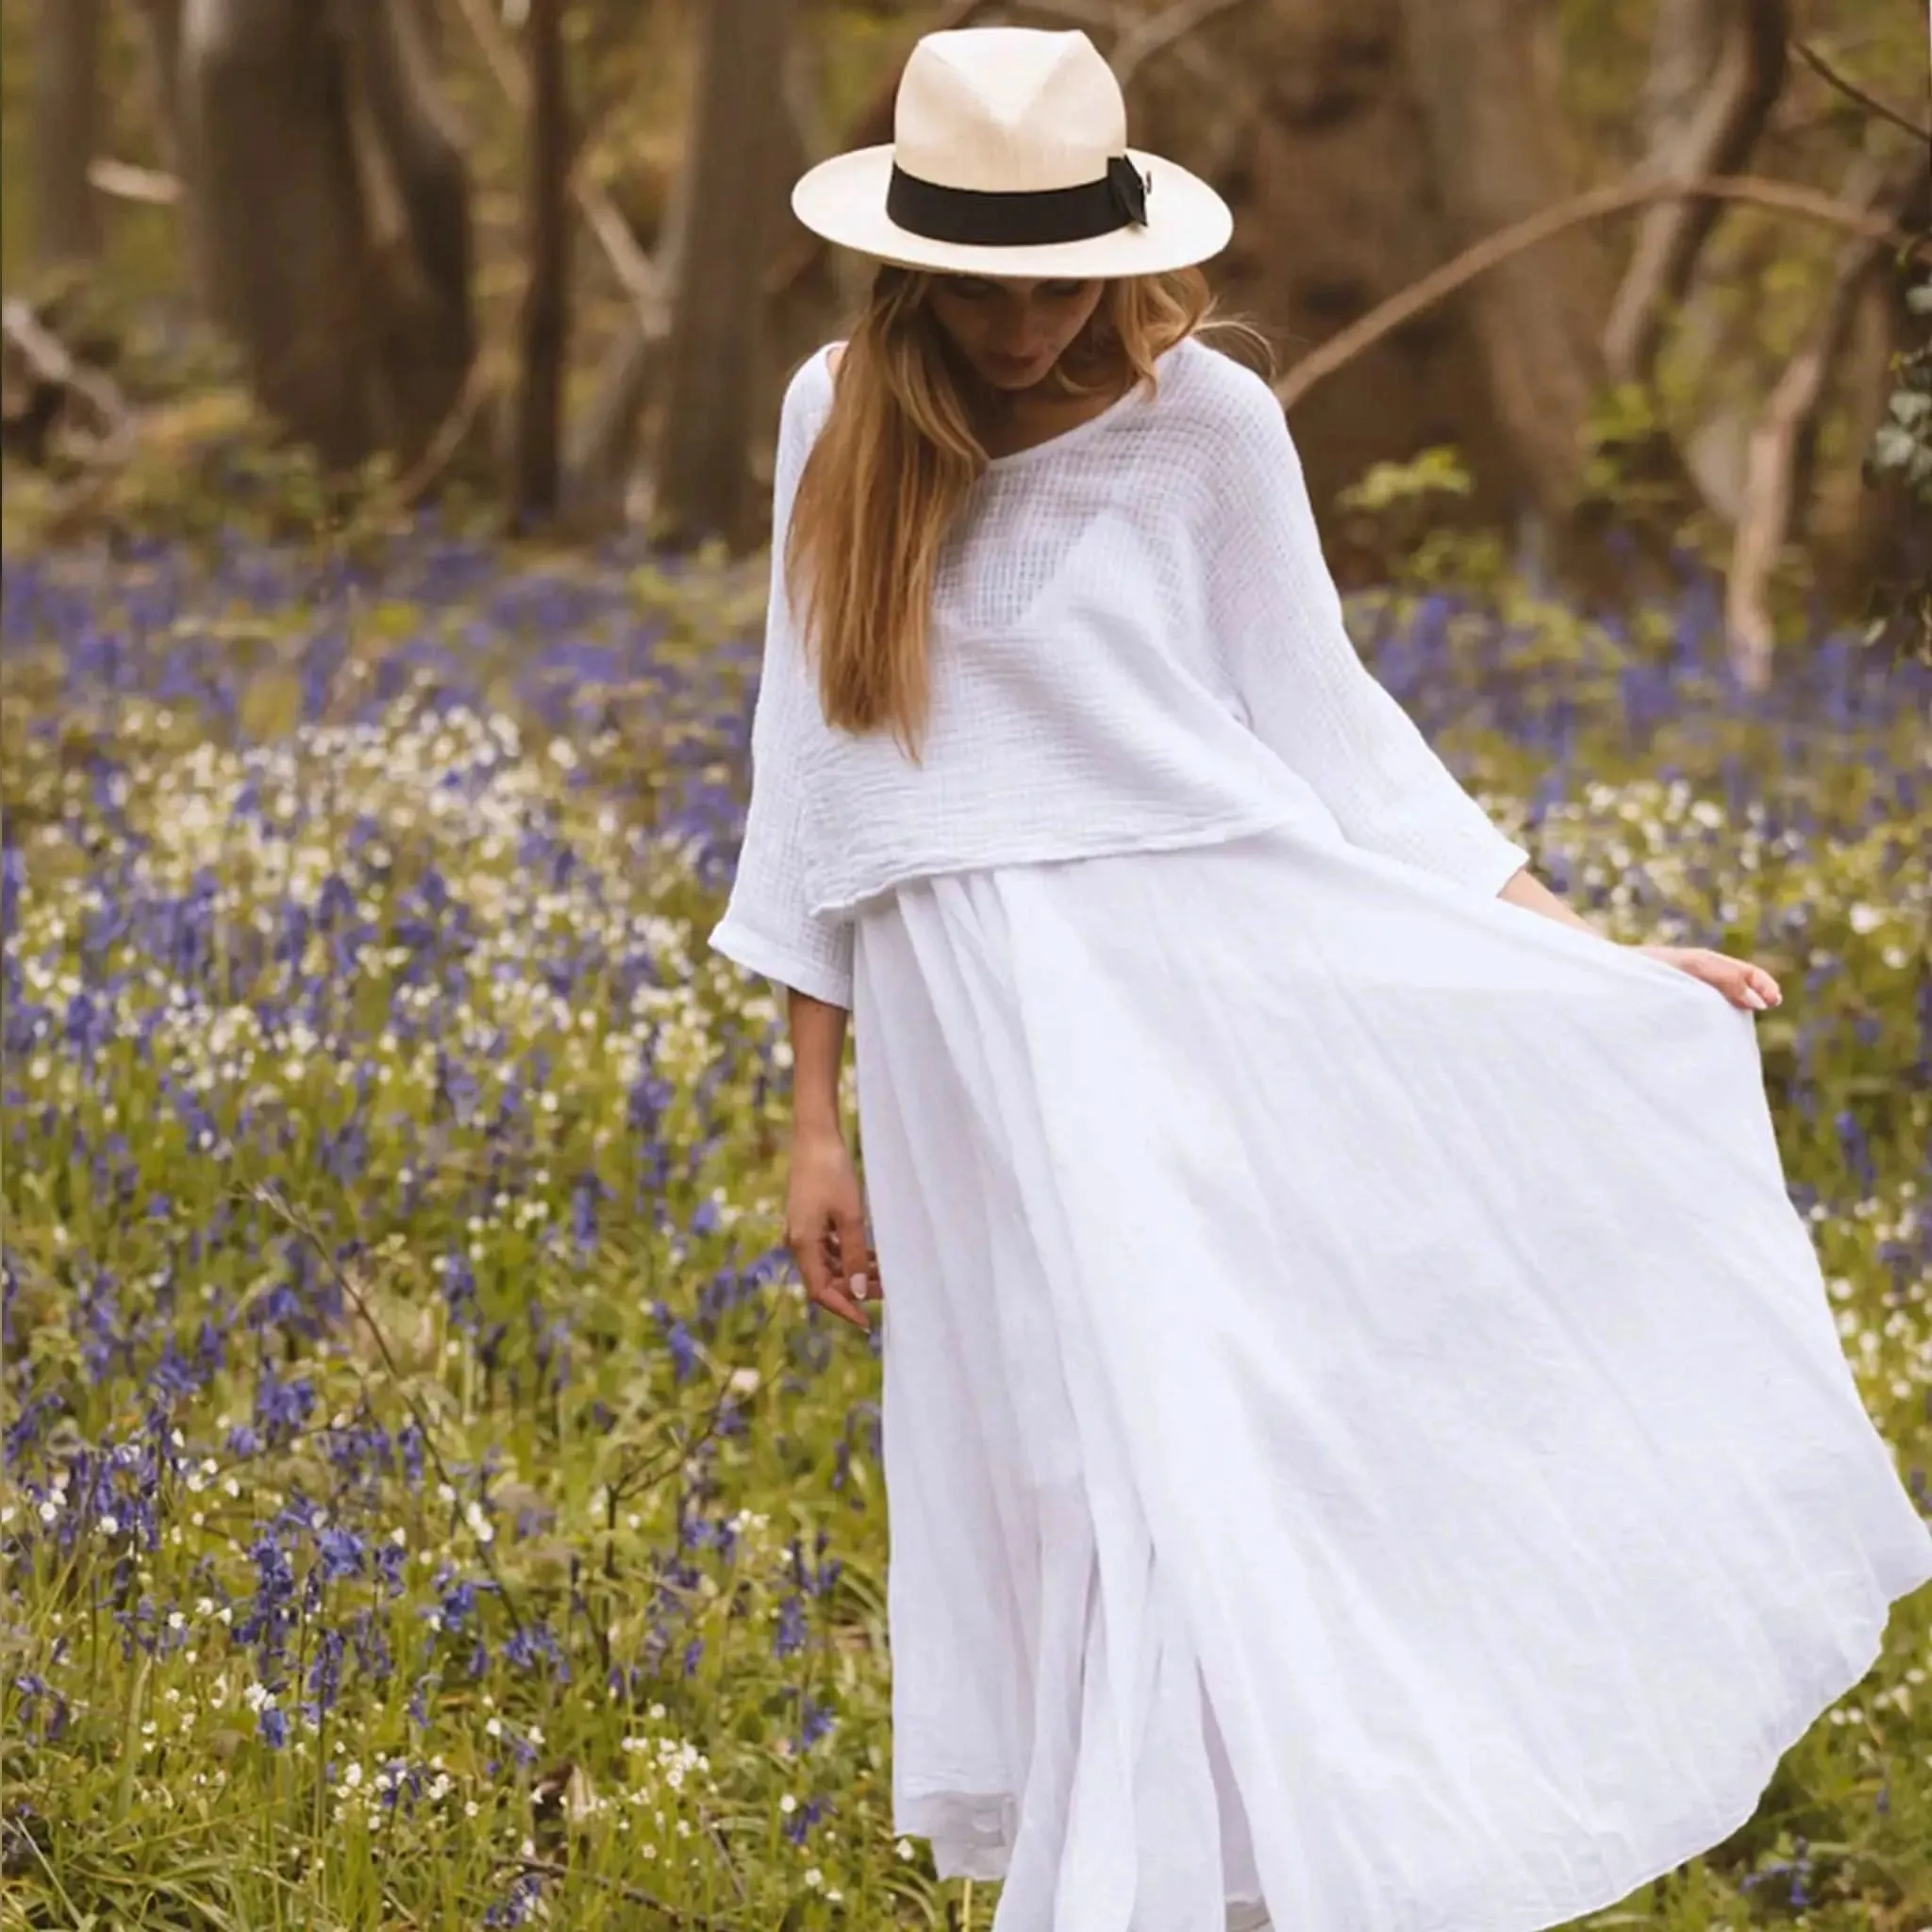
[827,341,846,377]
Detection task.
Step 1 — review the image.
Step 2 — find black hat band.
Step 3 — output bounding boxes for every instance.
[886,155,1150,248]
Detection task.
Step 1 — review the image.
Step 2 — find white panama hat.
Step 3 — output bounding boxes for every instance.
[790,25,1235,279]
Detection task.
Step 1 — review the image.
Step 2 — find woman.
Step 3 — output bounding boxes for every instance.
[709,26,1932,1932]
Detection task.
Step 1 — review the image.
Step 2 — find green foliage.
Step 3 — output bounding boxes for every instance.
[1577,379,1715,554]
[1336,445,1508,595]
[1338,444,1474,513]
[1858,264,1932,660]
[1864,275,1932,502]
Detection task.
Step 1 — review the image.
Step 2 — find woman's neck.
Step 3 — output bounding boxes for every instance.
[967,358,1132,459]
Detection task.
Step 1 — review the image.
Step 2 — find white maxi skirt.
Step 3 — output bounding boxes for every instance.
[845,815,1932,1932]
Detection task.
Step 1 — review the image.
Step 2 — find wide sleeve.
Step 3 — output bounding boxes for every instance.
[706,359,856,1009]
[1203,373,1530,897]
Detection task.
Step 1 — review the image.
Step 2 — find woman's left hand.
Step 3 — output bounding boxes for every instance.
[1634,944,1783,1010]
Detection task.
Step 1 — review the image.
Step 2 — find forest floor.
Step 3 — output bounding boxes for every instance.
[2,529,1928,1929]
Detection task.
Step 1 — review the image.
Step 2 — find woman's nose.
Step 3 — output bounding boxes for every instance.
[990,298,1043,339]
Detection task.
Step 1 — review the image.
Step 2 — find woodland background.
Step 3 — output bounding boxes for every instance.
[3,5,1932,1929]
[2,0,1928,663]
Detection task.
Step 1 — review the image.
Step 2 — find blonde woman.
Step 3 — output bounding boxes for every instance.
[708,26,1932,1932]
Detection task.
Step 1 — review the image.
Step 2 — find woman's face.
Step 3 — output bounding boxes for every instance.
[925,275,1108,391]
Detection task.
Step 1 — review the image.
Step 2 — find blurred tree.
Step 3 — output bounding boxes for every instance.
[1817,219,1930,625]
[0,0,1916,641]
[34,0,103,264]
[654,0,801,550]
[510,0,571,525]
[1602,0,1788,386]
[1060,0,1526,558]
[1392,0,1616,525]
[1725,147,1923,675]
[132,0,182,162]
[168,0,475,470]
[558,3,688,533]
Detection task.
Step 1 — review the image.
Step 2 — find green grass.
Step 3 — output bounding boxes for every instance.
[1,530,1928,1928]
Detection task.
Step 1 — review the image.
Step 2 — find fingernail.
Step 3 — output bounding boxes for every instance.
[1742,988,1767,1009]
[849,1273,869,1301]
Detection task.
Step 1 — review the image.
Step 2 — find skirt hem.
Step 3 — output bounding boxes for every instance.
[897,1569,1930,1924]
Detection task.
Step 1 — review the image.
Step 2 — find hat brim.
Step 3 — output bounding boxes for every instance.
[791,144,1234,279]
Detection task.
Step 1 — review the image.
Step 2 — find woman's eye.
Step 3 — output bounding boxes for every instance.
[1042,282,1088,300]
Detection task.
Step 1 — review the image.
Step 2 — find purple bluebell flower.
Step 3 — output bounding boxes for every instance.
[774,1594,807,1660]
[483,1870,544,1928]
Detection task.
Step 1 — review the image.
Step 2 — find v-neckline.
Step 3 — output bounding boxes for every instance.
[816,340,1173,473]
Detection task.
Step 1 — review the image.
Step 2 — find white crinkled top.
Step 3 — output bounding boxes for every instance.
[708,335,1527,1009]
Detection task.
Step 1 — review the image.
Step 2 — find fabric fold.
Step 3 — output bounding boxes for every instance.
[850,819,1932,1932]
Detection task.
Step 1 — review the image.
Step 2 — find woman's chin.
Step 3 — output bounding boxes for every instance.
[979,357,1051,389]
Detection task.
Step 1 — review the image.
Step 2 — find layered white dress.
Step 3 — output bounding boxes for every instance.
[709,338,1932,1932]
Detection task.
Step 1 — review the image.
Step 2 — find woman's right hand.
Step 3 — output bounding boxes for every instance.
[786,1124,880,1332]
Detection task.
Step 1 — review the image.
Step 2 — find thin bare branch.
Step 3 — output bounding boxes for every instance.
[764,0,1002,304]
[1790,38,1932,145]
[1275,172,1926,413]
[1111,0,1254,87]
[1603,0,1788,383]
[1,295,136,537]
[379,349,495,512]
[2,299,127,445]
[444,0,670,332]
[1018,0,1120,29]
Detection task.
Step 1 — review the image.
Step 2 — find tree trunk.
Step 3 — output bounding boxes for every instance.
[35,0,105,266]
[1724,154,1911,684]
[1797,158,1932,623]
[334,0,477,467]
[1390,0,1617,524]
[511,0,572,527]
[134,0,185,163]
[1110,0,1517,561]
[131,0,217,323]
[558,70,693,531]
[1602,0,1788,385]
[179,0,377,466]
[175,0,475,473]
[654,0,799,551]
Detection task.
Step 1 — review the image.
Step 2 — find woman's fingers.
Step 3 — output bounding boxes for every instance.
[835,1209,876,1305]
[792,1222,868,1331]
[1707,949,1782,1009]
[791,1217,830,1306]
[800,1229,872,1330]
[821,1228,884,1320]
[790,1216,868,1331]
[785,1130,880,1333]
[816,1275,873,1331]
[1649,944,1784,1009]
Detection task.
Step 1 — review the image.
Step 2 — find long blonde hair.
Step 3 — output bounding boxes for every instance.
[784,263,1273,765]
